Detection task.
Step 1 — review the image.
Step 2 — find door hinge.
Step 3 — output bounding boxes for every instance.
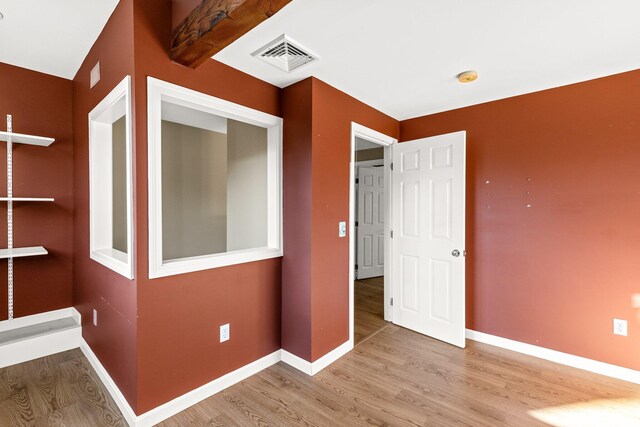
[390,298,394,306]
[355,221,359,227]
[355,178,359,184]
[390,230,394,238]
[390,162,394,171]
[355,264,358,270]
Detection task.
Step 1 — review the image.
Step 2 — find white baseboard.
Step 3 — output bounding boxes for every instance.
[281,340,352,376]
[80,339,139,426]
[135,350,282,427]
[0,307,81,369]
[466,329,640,385]
[83,337,352,427]
[81,339,282,427]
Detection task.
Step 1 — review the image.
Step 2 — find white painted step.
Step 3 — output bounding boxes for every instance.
[0,310,81,369]
[0,317,78,346]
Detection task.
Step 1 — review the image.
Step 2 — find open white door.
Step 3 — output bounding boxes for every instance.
[392,131,466,348]
[357,166,385,279]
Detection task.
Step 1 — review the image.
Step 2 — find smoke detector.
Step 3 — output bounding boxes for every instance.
[458,70,478,83]
[252,35,318,72]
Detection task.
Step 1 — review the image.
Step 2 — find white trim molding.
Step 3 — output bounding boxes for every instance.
[281,340,352,376]
[349,122,397,348]
[80,338,352,427]
[82,339,282,427]
[81,340,138,426]
[147,77,283,279]
[88,75,135,279]
[466,329,640,385]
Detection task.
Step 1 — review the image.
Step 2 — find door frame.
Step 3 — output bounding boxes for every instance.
[349,122,397,347]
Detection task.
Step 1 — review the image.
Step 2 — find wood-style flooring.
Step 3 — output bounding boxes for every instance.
[0,349,125,426]
[161,326,640,426]
[4,319,640,426]
[354,276,388,345]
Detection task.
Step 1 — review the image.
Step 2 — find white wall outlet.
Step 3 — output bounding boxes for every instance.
[220,323,230,342]
[338,221,347,238]
[90,62,101,88]
[613,318,627,336]
[93,309,98,326]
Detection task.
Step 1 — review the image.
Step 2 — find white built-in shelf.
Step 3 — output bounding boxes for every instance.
[0,131,55,147]
[0,246,48,259]
[0,197,54,202]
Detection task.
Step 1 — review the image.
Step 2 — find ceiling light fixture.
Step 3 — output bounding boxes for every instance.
[458,70,478,83]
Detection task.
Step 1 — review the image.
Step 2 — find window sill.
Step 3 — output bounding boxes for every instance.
[90,248,134,279]
[149,247,283,279]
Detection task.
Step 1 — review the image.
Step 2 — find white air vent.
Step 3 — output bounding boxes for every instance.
[252,35,318,72]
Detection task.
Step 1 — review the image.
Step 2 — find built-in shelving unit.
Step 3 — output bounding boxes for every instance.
[0,197,55,202]
[0,131,54,146]
[2,114,54,320]
[0,246,48,259]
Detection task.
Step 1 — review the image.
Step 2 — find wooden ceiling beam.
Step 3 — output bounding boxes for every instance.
[171,0,292,69]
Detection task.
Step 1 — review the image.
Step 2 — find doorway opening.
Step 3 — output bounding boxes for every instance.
[349,123,396,347]
[349,124,467,351]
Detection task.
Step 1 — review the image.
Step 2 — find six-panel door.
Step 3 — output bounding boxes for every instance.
[392,131,466,348]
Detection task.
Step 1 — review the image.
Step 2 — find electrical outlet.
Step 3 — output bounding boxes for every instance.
[93,309,98,326]
[220,324,230,343]
[613,318,627,336]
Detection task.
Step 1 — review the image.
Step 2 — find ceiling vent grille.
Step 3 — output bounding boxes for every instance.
[252,35,318,72]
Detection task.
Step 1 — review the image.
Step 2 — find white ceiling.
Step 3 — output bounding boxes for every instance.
[215,0,640,120]
[0,0,119,79]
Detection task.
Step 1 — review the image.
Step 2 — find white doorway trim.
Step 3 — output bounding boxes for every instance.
[355,159,384,169]
[349,122,397,348]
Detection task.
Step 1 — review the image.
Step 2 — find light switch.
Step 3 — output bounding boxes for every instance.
[339,221,347,237]
[90,62,100,88]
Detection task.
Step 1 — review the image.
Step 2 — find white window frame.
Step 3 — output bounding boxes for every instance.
[147,77,283,279]
[88,75,135,279]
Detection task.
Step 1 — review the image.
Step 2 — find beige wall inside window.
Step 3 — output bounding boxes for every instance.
[226,119,268,251]
[112,117,128,253]
[355,147,384,162]
[162,121,228,260]
[160,118,269,261]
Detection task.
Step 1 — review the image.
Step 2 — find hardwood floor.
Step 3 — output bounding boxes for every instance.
[4,327,640,426]
[354,276,388,345]
[0,349,125,427]
[160,326,640,426]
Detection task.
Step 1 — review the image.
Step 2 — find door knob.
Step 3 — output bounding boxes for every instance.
[452,249,460,257]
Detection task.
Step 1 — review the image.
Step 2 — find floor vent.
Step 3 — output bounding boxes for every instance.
[252,35,318,72]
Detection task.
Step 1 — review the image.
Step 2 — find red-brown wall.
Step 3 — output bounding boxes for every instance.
[72,0,139,410]
[281,79,313,360]
[401,69,640,371]
[310,79,398,360]
[0,63,73,320]
[281,77,399,362]
[68,0,640,414]
[170,0,200,29]
[133,0,281,413]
